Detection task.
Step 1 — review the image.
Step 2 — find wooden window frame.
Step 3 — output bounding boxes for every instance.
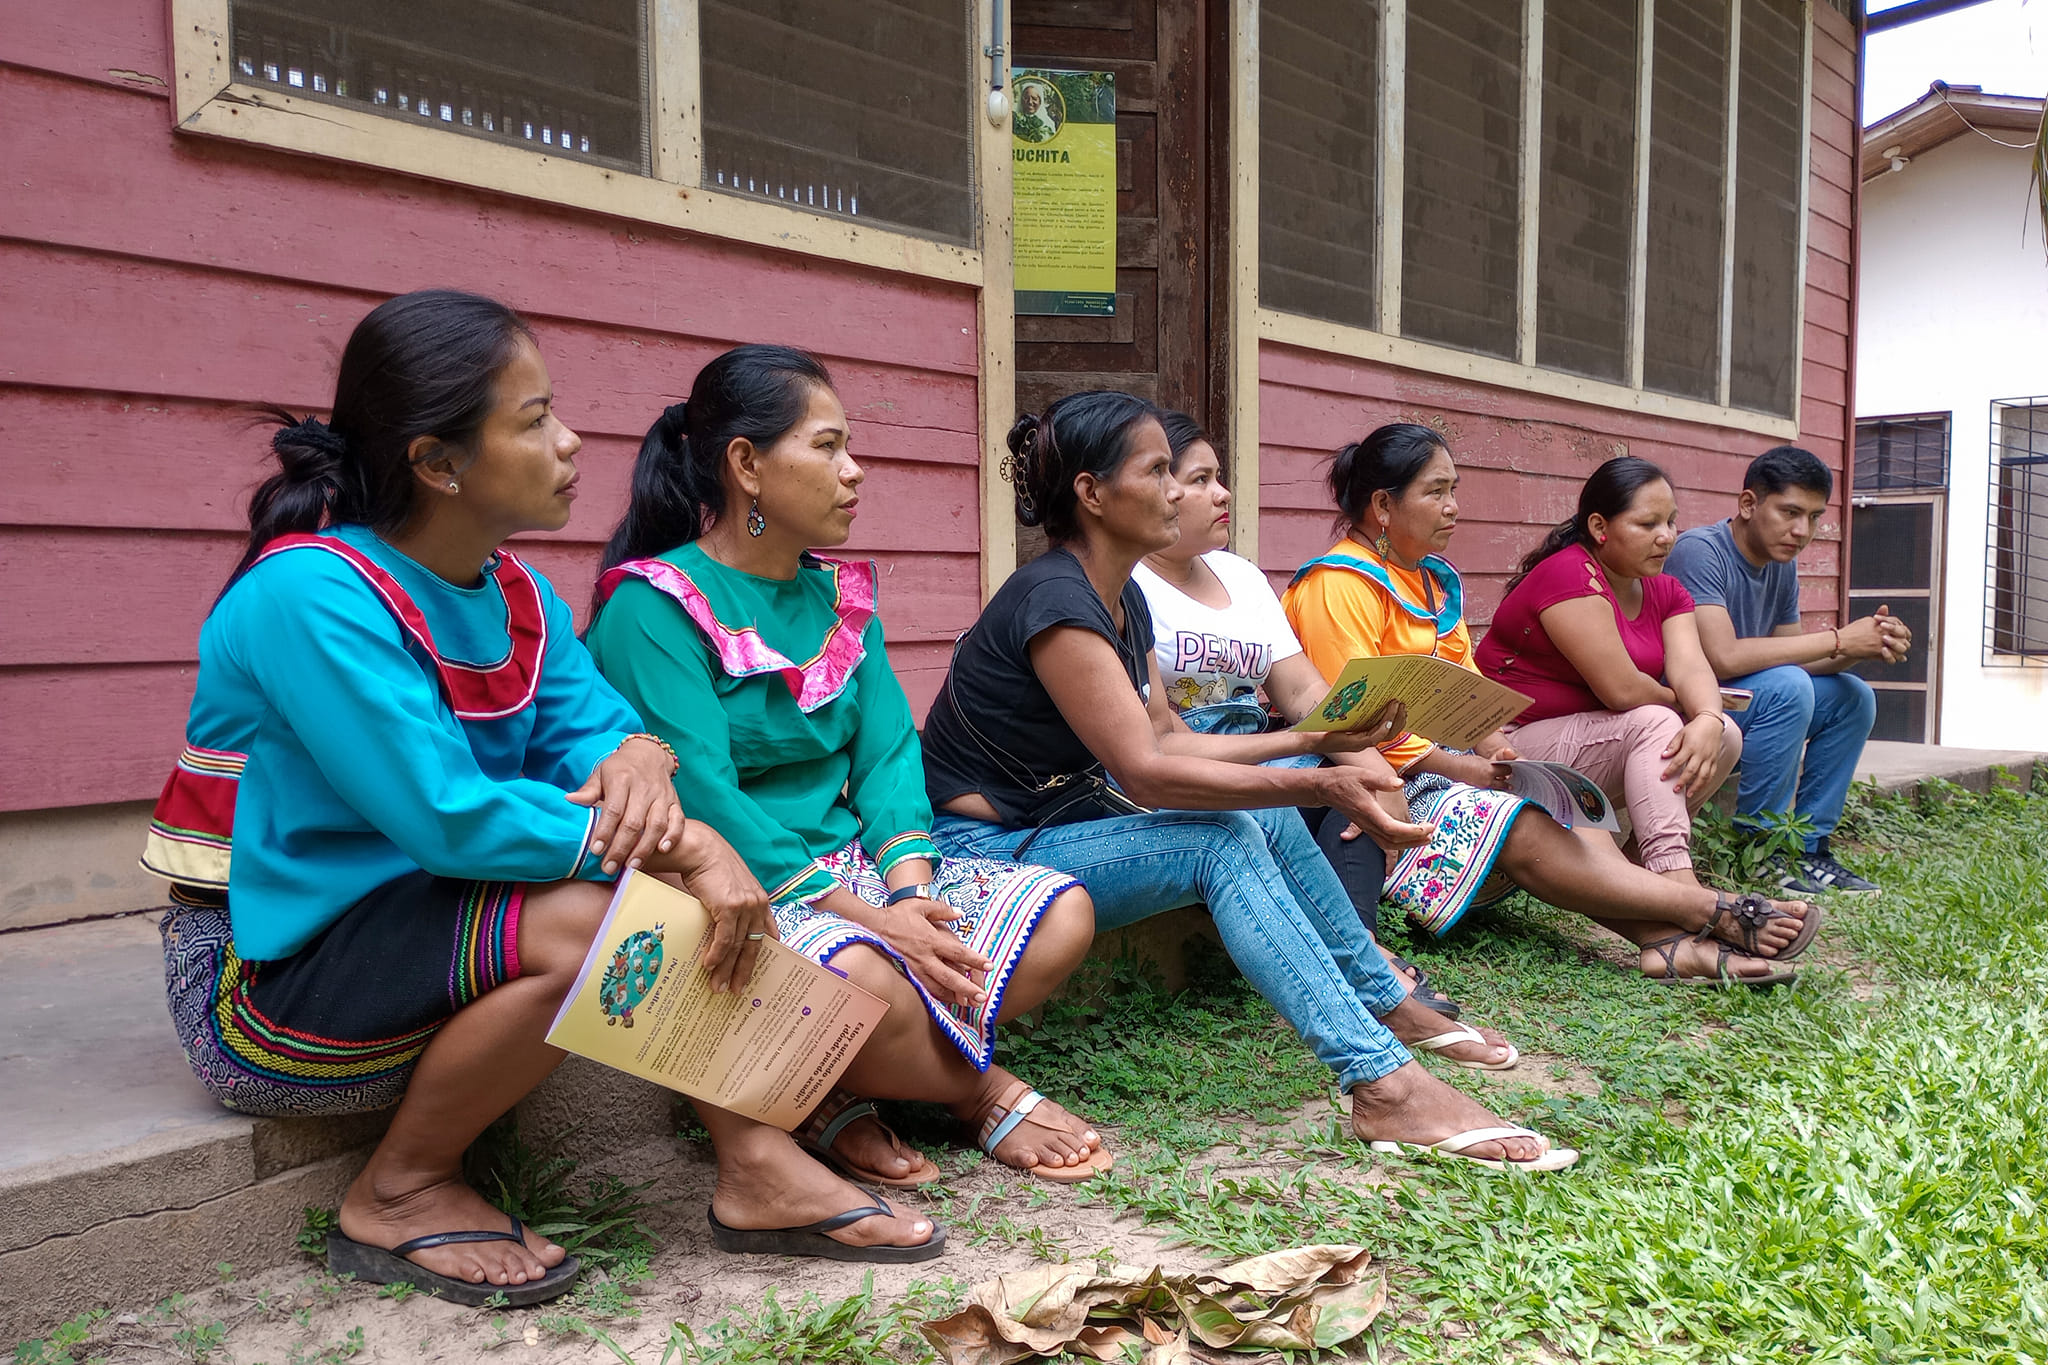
[1250,0,1812,441]
[168,0,985,287]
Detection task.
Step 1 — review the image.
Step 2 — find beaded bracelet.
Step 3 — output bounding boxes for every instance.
[620,731,680,775]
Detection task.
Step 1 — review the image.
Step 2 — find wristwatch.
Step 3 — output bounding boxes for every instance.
[884,882,939,905]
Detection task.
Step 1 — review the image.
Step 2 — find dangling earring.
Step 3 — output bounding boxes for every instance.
[1374,527,1392,559]
[746,498,766,537]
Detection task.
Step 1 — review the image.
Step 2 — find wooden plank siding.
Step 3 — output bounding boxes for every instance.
[0,10,983,812]
[1257,5,1857,642]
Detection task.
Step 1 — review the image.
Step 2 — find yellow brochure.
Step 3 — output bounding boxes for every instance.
[1291,655,1533,751]
[545,870,887,1130]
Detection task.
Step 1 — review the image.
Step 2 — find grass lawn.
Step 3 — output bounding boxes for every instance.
[988,777,2048,1362]
[15,780,2043,1365]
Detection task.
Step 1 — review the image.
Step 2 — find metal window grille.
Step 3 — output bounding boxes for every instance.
[227,1,650,174]
[698,1,976,245]
[1987,397,2048,662]
[1854,413,1951,493]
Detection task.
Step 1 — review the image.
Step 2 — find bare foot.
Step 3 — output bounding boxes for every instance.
[1349,1062,1549,1165]
[1380,993,1515,1067]
[709,1139,935,1251]
[1640,934,1786,982]
[951,1069,1103,1173]
[339,1170,564,1287]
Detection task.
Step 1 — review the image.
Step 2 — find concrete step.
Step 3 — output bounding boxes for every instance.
[1854,740,2045,797]
[0,913,681,1342]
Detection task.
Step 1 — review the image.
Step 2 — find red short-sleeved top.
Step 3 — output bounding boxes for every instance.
[1475,545,1696,724]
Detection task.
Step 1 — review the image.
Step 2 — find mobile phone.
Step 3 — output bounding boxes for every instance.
[1719,687,1753,712]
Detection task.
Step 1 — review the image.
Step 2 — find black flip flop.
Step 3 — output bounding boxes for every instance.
[1391,955,1462,1019]
[707,1192,946,1263]
[326,1214,580,1307]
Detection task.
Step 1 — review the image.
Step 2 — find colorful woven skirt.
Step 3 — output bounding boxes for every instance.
[1384,772,1528,936]
[773,841,1079,1071]
[161,874,523,1117]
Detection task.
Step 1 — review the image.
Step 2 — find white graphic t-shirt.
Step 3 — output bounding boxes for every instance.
[1133,550,1305,713]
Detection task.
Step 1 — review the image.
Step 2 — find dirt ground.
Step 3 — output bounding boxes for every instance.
[46,1061,1603,1365]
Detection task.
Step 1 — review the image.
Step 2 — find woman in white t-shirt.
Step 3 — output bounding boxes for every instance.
[1133,411,1462,1016]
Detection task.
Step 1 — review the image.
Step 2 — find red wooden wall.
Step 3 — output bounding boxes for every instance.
[1259,5,1859,637]
[0,2,985,813]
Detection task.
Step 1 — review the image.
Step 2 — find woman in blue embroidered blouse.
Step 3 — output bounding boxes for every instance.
[146,293,942,1304]
[586,346,1108,1189]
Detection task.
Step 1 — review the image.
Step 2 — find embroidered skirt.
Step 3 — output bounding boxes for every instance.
[161,874,523,1117]
[773,841,1078,1071]
[1384,772,1528,936]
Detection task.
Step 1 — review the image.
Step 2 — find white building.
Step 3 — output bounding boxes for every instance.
[1856,84,2048,748]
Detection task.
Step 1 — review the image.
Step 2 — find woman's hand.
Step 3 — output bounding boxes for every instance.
[873,896,992,1010]
[1318,766,1435,852]
[1660,713,1727,800]
[567,736,685,875]
[1430,750,1513,791]
[1474,730,1520,762]
[1305,700,1407,756]
[667,821,776,993]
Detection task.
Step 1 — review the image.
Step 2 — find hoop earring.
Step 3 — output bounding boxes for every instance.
[446,481,460,492]
[746,499,767,537]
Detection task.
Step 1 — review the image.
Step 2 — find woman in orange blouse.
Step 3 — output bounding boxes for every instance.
[1283,423,1816,984]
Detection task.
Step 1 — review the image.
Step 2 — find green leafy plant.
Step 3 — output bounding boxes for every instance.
[661,1275,962,1365]
[1688,801,1813,888]
[462,1118,663,1271]
[284,1326,364,1365]
[10,1310,106,1365]
[295,1206,340,1261]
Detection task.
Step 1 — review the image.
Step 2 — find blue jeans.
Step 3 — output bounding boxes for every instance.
[931,806,1413,1091]
[1727,666,1876,848]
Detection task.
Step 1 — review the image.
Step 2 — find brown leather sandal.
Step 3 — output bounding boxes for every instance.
[1641,932,1796,989]
[796,1090,942,1189]
[1700,891,1823,961]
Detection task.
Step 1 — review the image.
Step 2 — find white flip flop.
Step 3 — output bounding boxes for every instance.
[1369,1126,1580,1173]
[1411,1021,1520,1071]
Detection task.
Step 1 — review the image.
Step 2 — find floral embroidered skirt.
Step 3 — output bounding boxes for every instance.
[773,841,1078,1070]
[1384,772,1528,936]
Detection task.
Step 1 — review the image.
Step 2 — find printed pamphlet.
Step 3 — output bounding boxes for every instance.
[546,870,887,1130]
[1501,761,1622,833]
[1292,655,1533,751]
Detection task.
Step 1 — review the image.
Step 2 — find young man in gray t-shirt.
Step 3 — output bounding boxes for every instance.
[1666,446,1911,895]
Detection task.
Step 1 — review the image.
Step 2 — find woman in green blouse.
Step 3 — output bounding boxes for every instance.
[587,345,1108,1195]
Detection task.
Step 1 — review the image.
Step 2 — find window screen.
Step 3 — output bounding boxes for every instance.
[1258,0,1380,329]
[1854,414,1950,493]
[1401,0,1522,359]
[1728,0,1803,417]
[699,0,975,244]
[1989,398,2048,660]
[1641,0,1728,401]
[229,0,649,173]
[1535,0,1637,382]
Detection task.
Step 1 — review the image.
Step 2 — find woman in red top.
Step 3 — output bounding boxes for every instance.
[1477,458,1814,973]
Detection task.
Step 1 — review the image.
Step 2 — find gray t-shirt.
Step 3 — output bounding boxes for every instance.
[1666,519,1800,640]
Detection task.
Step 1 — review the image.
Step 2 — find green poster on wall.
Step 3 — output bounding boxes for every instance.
[1012,68,1116,316]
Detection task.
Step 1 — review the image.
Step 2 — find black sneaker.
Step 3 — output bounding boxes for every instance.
[1774,860,1829,898]
[1789,840,1881,896]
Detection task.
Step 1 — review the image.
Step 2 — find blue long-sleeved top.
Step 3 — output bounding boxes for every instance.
[182,525,641,959]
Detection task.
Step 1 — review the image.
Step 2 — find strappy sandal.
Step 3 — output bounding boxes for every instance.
[1390,954,1462,1019]
[1641,932,1796,989]
[796,1089,941,1189]
[975,1082,1114,1184]
[1410,1021,1519,1071]
[1700,891,1823,961]
[325,1213,580,1307]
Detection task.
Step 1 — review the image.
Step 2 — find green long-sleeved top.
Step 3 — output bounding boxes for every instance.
[585,542,939,903]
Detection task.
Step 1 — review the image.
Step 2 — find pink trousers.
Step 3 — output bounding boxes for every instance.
[1503,705,1741,874]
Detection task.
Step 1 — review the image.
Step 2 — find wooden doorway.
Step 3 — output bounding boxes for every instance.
[1012,0,1225,562]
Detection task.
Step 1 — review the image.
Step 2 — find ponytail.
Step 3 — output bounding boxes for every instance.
[1504,455,1672,594]
[1327,422,1448,532]
[598,401,718,570]
[223,289,535,593]
[598,344,836,581]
